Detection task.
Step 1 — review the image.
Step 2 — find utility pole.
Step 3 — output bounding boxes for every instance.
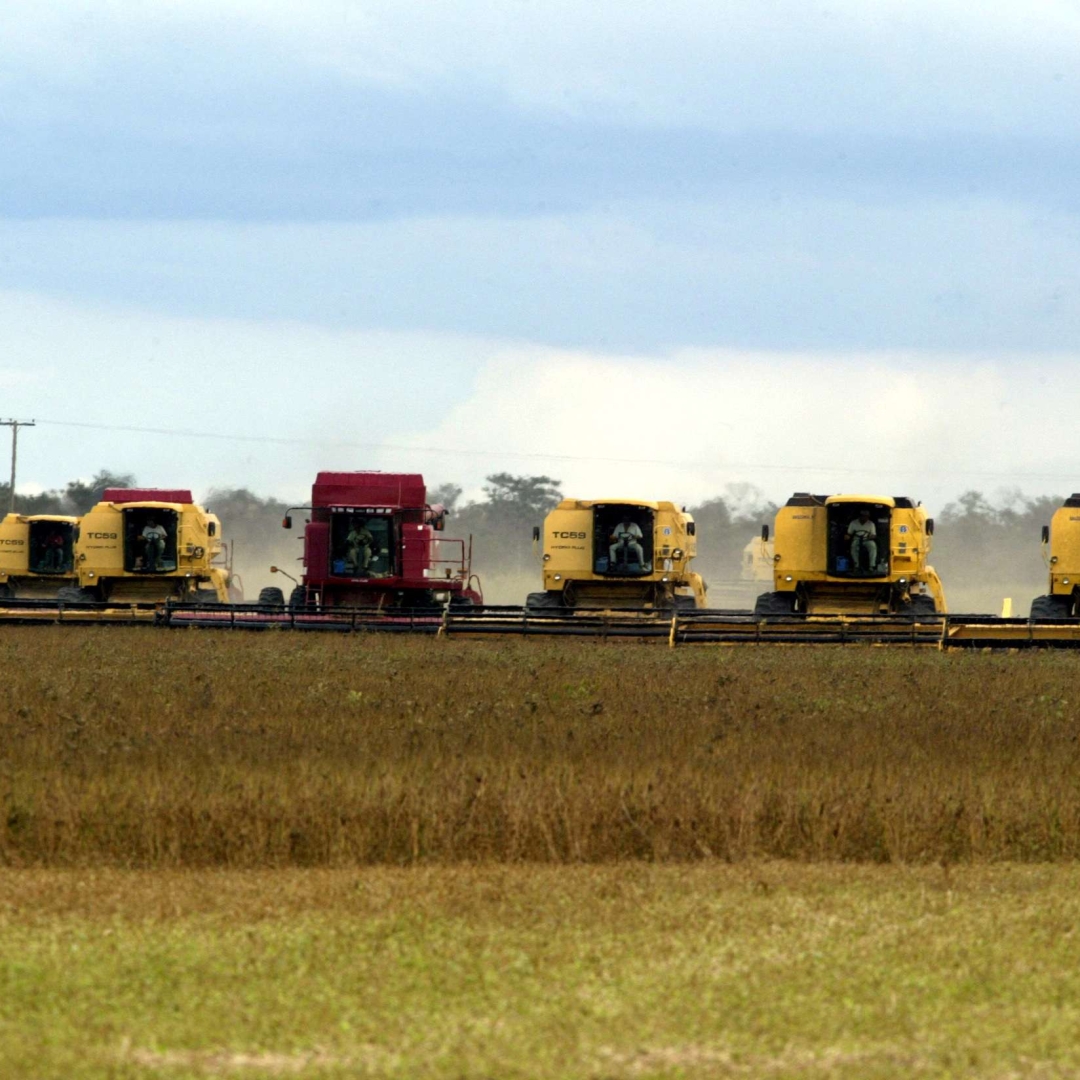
[1,419,35,513]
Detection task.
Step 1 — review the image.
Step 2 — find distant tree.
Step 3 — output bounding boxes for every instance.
[63,470,137,514]
[428,482,463,513]
[481,473,563,518]
[204,487,290,521]
[0,484,66,515]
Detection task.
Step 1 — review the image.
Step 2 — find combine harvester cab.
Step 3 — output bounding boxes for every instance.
[0,513,79,599]
[1031,495,1080,619]
[754,493,946,618]
[69,488,231,604]
[527,499,705,611]
[272,472,482,610]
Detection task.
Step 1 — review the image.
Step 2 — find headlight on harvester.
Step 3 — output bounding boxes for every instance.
[672,548,684,559]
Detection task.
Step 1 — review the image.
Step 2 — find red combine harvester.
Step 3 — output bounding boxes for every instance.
[260,472,483,610]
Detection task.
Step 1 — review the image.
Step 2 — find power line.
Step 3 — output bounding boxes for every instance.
[28,416,1080,484]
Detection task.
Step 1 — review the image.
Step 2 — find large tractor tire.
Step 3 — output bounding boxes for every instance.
[673,595,698,613]
[288,586,309,611]
[526,591,563,612]
[257,586,286,609]
[193,589,221,605]
[754,591,797,617]
[448,594,475,611]
[56,586,98,603]
[904,594,940,619]
[1030,594,1073,620]
[0,583,12,601]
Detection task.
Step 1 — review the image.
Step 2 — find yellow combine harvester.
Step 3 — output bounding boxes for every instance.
[1031,495,1080,618]
[0,513,79,599]
[528,498,706,611]
[754,493,946,617]
[60,487,232,603]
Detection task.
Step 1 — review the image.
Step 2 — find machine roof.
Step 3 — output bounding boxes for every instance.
[103,488,194,505]
[312,472,427,509]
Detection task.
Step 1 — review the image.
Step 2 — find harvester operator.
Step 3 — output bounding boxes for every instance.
[142,517,168,572]
[609,515,645,568]
[847,509,878,572]
[345,518,376,574]
[42,528,66,572]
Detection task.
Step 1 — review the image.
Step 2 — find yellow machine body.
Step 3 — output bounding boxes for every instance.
[75,498,230,602]
[1030,496,1080,617]
[741,536,775,582]
[531,498,706,610]
[761,493,946,616]
[0,513,80,598]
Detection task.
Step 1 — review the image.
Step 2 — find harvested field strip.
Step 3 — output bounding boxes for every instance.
[3,865,1080,1079]
[3,630,1080,865]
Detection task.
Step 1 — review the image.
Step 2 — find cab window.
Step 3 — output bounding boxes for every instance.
[827,503,889,578]
[123,508,179,573]
[28,521,75,575]
[329,513,394,577]
[593,505,654,576]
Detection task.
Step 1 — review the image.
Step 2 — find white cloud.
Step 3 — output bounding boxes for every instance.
[405,346,1080,513]
[4,287,1080,512]
[6,1,1080,134]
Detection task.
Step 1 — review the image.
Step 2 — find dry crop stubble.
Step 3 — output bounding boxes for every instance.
[2,628,1080,865]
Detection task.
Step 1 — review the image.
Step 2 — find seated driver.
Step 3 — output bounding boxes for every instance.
[609,515,645,568]
[345,517,377,574]
[42,528,66,572]
[142,516,168,571]
[847,509,878,572]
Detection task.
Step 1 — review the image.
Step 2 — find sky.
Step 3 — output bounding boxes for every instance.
[3,0,1080,512]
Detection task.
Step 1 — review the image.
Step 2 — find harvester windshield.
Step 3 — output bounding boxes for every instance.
[593,505,654,576]
[329,511,394,578]
[827,502,889,578]
[27,520,75,575]
[123,508,179,573]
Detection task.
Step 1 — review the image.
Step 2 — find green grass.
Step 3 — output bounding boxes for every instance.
[4,865,1080,1078]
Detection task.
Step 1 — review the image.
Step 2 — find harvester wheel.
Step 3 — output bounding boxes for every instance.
[194,589,220,605]
[56,586,97,603]
[448,594,474,611]
[673,595,698,613]
[526,591,563,611]
[1030,594,1072,620]
[288,586,309,610]
[754,591,797,617]
[257,586,286,609]
[905,594,939,618]
[0,583,12,601]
